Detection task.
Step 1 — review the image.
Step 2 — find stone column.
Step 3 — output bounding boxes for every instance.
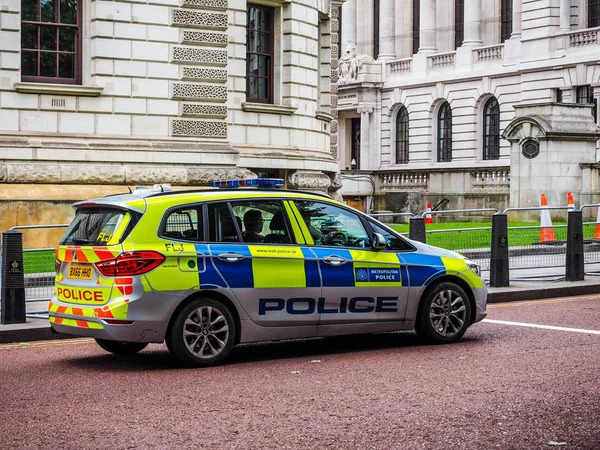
[559,0,571,31]
[356,0,370,55]
[378,0,396,59]
[341,0,357,50]
[419,0,437,53]
[358,106,373,169]
[510,0,522,39]
[462,0,482,46]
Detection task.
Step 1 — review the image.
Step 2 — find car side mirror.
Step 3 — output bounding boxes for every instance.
[372,233,387,250]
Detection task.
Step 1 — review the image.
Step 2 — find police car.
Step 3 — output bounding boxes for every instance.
[50,179,487,366]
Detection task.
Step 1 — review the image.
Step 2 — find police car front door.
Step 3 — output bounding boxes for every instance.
[292,200,409,326]
[207,200,320,329]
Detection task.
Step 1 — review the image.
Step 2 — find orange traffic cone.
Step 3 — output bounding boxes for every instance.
[594,206,600,240]
[425,201,433,224]
[567,192,575,209]
[539,194,557,243]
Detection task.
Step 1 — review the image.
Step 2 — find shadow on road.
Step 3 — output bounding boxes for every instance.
[62,330,483,372]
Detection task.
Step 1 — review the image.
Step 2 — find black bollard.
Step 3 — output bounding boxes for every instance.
[566,209,584,282]
[1,231,26,324]
[490,213,509,287]
[409,216,426,243]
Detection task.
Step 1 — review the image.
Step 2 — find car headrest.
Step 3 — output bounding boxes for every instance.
[269,212,285,231]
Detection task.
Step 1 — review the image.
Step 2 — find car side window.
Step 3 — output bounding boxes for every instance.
[161,207,202,241]
[370,222,414,251]
[207,203,241,243]
[230,200,293,244]
[294,200,371,248]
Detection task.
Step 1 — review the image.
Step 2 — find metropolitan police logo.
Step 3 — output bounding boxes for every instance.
[355,268,369,282]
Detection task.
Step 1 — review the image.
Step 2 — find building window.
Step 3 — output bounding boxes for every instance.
[246,4,274,104]
[576,85,597,121]
[21,0,81,84]
[455,0,464,49]
[396,107,409,164]
[500,0,512,43]
[556,89,563,103]
[412,0,420,54]
[437,102,452,162]
[589,0,600,28]
[483,97,500,160]
[373,0,380,58]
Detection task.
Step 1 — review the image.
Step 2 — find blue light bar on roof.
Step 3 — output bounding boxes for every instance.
[210,178,285,188]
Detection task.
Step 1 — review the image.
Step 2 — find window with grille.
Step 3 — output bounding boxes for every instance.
[246,4,274,104]
[455,0,464,49]
[373,0,380,58]
[21,0,81,84]
[437,102,452,162]
[396,107,409,164]
[589,0,600,28]
[576,85,597,122]
[500,0,512,43]
[483,97,500,160]
[412,0,420,54]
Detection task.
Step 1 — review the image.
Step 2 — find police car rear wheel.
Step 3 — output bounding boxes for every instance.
[95,339,148,355]
[416,282,471,344]
[167,297,236,367]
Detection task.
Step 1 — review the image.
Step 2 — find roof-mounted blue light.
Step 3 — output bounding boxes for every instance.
[210,178,285,188]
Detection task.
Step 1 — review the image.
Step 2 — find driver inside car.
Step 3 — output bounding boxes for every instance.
[319,219,346,246]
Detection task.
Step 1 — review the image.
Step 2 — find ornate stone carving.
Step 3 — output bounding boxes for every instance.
[182,103,228,118]
[181,66,228,82]
[337,41,375,85]
[172,119,228,137]
[182,30,228,46]
[181,0,228,10]
[171,9,228,30]
[171,82,227,101]
[187,167,255,184]
[172,46,227,66]
[287,171,332,191]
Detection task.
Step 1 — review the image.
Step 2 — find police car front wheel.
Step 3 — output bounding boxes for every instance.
[415,282,472,344]
[167,297,236,367]
[95,339,148,355]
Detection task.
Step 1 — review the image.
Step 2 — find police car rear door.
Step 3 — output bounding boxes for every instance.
[291,200,409,327]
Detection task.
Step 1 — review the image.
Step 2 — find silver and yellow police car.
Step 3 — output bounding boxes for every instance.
[50,179,487,366]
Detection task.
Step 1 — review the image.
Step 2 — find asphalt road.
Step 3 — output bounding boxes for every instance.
[1,295,599,450]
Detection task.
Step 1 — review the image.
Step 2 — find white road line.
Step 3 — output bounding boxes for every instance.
[483,319,600,335]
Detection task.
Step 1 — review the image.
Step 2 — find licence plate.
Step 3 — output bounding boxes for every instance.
[68,265,93,280]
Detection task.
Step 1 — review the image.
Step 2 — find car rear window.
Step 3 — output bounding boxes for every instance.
[60,207,135,246]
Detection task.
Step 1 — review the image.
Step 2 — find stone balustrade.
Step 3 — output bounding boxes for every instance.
[389,58,412,74]
[471,169,510,188]
[429,52,456,69]
[568,28,599,48]
[475,44,504,62]
[380,172,429,191]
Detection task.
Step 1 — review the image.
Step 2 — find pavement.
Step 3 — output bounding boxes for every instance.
[2,273,600,344]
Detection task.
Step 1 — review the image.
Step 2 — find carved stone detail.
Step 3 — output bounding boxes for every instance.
[171,82,227,101]
[171,9,227,29]
[182,103,228,118]
[338,41,375,85]
[287,171,332,191]
[172,46,227,66]
[181,30,228,46]
[172,119,228,138]
[181,66,228,82]
[181,0,228,10]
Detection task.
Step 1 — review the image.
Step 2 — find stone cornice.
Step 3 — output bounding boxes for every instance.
[315,110,334,122]
[241,102,297,115]
[14,82,104,97]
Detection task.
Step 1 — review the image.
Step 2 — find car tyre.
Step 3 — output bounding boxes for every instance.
[95,339,148,355]
[166,297,236,367]
[415,282,471,344]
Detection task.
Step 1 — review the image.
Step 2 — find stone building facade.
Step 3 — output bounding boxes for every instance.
[0,0,344,233]
[337,0,600,215]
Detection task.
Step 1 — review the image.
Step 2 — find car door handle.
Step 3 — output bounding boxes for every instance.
[322,255,347,266]
[217,252,244,262]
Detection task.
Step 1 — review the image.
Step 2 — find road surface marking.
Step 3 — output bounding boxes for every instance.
[489,295,599,308]
[483,319,600,335]
[0,338,94,351]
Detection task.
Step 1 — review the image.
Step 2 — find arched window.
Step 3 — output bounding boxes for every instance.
[500,0,512,42]
[483,97,500,160]
[589,0,600,28]
[437,102,452,162]
[396,107,409,164]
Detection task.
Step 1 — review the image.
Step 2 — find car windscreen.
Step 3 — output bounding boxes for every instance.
[60,207,134,246]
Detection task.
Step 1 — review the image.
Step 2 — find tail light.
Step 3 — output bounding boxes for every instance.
[56,258,62,273]
[95,251,165,277]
